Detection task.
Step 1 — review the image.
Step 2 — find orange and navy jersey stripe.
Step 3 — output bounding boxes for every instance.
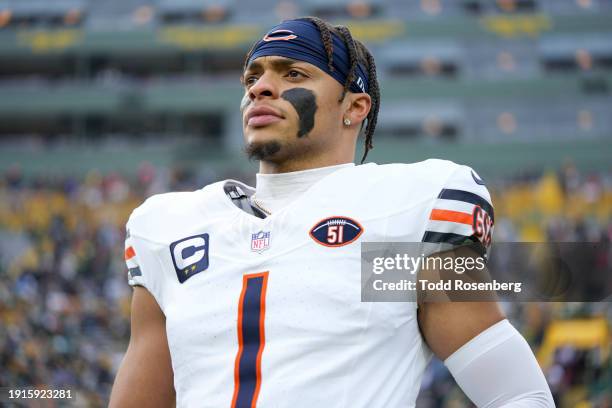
[422,188,494,249]
[436,189,494,222]
[124,234,142,281]
[430,209,473,225]
[124,245,136,261]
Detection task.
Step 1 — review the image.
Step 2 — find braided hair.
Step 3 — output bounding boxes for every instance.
[244,16,381,163]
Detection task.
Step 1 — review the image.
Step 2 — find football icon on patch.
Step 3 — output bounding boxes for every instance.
[309,216,364,247]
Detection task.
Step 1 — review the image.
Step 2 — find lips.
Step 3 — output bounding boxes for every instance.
[246,106,284,127]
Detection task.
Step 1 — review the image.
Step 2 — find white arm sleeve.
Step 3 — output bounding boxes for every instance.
[444,319,555,407]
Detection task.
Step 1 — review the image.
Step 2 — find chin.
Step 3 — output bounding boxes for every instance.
[243,122,297,161]
[245,125,284,145]
[244,138,283,161]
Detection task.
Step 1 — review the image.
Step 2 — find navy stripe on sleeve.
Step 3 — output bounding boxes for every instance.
[128,266,142,277]
[438,189,494,222]
[422,231,473,246]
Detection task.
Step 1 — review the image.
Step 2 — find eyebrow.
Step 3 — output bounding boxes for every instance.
[244,57,303,74]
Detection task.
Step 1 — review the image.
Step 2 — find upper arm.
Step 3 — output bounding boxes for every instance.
[418,163,502,360]
[417,243,504,360]
[109,286,175,407]
[418,299,504,360]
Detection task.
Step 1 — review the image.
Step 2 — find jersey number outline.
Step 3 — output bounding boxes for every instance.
[232,271,269,408]
[472,206,493,248]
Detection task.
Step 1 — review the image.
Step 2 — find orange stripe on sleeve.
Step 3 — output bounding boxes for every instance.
[231,275,248,408]
[124,246,136,260]
[430,209,473,225]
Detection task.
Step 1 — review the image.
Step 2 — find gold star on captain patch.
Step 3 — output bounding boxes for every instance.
[183,264,198,274]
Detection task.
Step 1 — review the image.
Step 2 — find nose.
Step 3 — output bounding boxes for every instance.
[248,71,279,101]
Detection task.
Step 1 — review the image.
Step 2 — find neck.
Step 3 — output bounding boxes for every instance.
[258,138,357,174]
[259,157,353,174]
[253,162,355,214]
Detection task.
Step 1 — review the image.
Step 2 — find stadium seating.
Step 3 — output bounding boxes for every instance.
[0,2,610,405]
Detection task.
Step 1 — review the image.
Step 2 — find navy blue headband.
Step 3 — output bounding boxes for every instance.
[247,19,369,94]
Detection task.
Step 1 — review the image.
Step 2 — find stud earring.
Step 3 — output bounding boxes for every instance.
[343,118,351,126]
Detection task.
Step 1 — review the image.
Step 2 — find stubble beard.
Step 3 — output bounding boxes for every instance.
[244,118,322,167]
[245,139,283,161]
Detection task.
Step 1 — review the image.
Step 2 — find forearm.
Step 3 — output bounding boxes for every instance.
[444,319,555,407]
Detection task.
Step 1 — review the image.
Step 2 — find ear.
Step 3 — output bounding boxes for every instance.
[343,93,372,128]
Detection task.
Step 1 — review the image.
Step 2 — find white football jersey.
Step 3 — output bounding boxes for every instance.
[123,159,494,408]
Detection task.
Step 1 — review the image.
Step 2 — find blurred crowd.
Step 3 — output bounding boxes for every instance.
[0,162,610,407]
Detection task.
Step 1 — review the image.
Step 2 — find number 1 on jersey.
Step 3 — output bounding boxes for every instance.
[232,272,268,408]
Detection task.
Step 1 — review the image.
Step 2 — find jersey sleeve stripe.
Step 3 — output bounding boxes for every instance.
[433,198,476,214]
[422,231,488,258]
[426,220,474,237]
[125,257,138,268]
[422,231,473,245]
[124,245,136,261]
[430,209,473,225]
[437,189,494,222]
[128,266,142,278]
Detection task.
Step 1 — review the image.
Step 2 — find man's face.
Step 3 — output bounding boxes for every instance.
[241,56,346,162]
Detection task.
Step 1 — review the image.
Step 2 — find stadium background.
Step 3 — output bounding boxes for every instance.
[0,0,610,406]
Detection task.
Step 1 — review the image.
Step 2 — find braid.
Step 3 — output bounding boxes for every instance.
[307,19,381,163]
[334,25,358,102]
[302,17,334,72]
[356,41,380,163]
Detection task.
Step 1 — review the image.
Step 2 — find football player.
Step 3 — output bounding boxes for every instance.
[110,17,554,407]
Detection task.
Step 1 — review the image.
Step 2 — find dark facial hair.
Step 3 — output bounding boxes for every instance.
[281,88,317,138]
[245,140,282,161]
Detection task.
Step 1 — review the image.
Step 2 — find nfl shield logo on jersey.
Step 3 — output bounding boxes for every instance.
[251,231,271,253]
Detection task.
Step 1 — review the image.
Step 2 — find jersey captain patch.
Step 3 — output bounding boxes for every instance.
[170,233,210,283]
[309,216,363,247]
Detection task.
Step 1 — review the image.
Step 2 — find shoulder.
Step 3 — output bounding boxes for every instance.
[360,159,462,185]
[129,190,198,223]
[376,158,462,180]
[356,159,481,202]
[416,160,495,252]
[377,159,489,194]
[127,182,224,241]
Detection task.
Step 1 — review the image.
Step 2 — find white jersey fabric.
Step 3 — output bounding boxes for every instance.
[124,159,494,408]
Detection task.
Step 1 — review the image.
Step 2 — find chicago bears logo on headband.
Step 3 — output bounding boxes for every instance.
[263,29,298,42]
